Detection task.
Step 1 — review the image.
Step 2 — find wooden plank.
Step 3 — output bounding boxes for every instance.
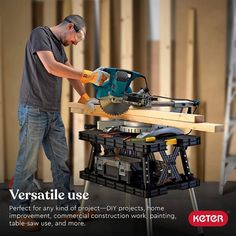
[185,8,197,176]
[72,0,85,186]
[186,8,195,98]
[148,41,160,95]
[120,0,133,70]
[69,102,204,123]
[32,1,44,28]
[110,0,121,67]
[100,0,110,67]
[160,0,172,97]
[99,0,110,122]
[69,103,224,133]
[41,0,57,183]
[133,0,148,89]
[0,18,5,183]
[60,0,71,148]
[1,1,31,180]
[32,1,44,181]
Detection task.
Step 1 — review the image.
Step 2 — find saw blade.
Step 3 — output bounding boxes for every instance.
[99,96,130,115]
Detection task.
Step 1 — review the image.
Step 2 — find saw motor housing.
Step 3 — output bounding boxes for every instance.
[94,67,147,98]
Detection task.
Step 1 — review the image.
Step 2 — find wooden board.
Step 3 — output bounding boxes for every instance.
[68,103,224,133]
[0,1,32,180]
[70,102,204,123]
[185,8,197,176]
[72,0,85,186]
[120,0,133,70]
[100,0,110,67]
[41,0,57,183]
[0,18,5,183]
[160,0,172,97]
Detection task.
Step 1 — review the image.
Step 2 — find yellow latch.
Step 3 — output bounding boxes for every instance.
[166,138,177,145]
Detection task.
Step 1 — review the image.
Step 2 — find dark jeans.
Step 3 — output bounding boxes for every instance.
[12,104,79,212]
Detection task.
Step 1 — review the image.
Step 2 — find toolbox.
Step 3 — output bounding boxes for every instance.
[94,155,142,184]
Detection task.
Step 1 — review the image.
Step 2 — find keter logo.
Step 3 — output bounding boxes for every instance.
[188,211,228,227]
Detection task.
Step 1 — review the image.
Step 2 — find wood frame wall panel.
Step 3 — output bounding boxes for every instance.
[0,18,5,183]
[100,0,111,67]
[32,1,44,27]
[0,0,32,180]
[133,0,148,91]
[84,0,96,165]
[61,0,72,170]
[160,0,172,97]
[72,0,85,186]
[110,0,121,67]
[120,0,133,70]
[185,8,198,177]
[40,0,57,183]
[32,0,44,180]
[174,0,227,181]
[148,40,160,95]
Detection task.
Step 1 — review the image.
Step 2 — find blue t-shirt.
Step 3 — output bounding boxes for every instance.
[19,26,68,111]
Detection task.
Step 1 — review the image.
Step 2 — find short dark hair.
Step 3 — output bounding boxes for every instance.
[63,15,86,32]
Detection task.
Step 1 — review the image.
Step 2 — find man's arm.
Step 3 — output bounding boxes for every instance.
[65,61,86,96]
[37,50,83,80]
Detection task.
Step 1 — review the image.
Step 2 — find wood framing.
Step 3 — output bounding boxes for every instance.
[72,0,85,186]
[186,8,195,99]
[100,0,110,67]
[60,0,71,146]
[40,0,57,182]
[185,8,197,176]
[0,18,5,183]
[174,0,227,181]
[160,0,172,97]
[120,0,133,70]
[68,103,224,133]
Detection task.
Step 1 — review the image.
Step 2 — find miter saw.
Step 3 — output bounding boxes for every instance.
[94,67,200,115]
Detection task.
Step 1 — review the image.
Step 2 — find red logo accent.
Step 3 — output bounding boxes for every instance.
[188,211,228,227]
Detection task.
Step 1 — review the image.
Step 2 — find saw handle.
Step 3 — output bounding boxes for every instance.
[102,67,148,90]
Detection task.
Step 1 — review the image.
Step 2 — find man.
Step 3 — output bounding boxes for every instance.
[12,15,108,231]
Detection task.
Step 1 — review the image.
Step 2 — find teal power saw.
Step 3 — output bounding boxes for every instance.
[94,68,200,115]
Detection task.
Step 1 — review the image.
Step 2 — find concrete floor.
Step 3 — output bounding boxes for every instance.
[0,181,236,236]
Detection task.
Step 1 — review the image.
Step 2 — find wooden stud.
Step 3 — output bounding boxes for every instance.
[0,18,5,183]
[160,0,172,97]
[185,8,197,176]
[32,0,44,181]
[120,0,133,70]
[110,0,121,67]
[100,0,111,67]
[61,0,72,159]
[71,0,85,186]
[186,8,195,99]
[40,0,57,183]
[99,0,110,122]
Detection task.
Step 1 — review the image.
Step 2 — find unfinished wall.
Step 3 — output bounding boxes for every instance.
[174,0,227,181]
[0,0,32,180]
[0,0,229,183]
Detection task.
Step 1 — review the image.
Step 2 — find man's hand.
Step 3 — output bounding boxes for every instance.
[78,93,90,104]
[78,93,99,111]
[86,98,99,111]
[81,68,110,86]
